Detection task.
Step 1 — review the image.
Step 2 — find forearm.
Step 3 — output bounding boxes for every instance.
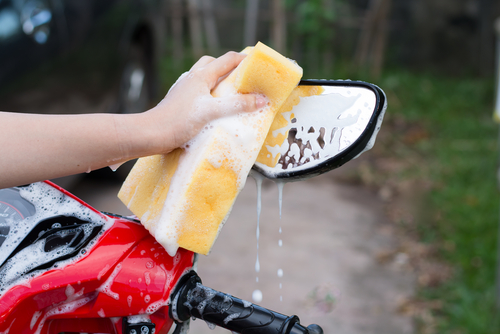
[0,52,264,189]
[0,111,157,188]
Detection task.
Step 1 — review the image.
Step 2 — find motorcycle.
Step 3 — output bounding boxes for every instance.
[0,80,386,334]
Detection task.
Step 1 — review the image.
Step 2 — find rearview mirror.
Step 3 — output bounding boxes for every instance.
[252,79,387,181]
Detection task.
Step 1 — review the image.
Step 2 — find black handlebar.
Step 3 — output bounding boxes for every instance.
[170,272,324,334]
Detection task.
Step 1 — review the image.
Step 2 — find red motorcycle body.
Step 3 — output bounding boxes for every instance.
[0,181,194,334]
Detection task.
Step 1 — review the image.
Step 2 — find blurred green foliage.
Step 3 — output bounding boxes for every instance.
[379,68,500,334]
[285,0,336,52]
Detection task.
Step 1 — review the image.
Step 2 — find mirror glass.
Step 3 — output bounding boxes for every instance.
[253,82,383,180]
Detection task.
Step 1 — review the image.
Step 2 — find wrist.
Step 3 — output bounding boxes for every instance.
[114,107,176,160]
[112,113,152,160]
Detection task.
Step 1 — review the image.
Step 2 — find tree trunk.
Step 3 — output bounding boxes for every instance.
[479,0,494,76]
[171,0,184,65]
[355,0,379,69]
[371,0,391,78]
[201,0,220,56]
[244,0,259,48]
[187,0,204,59]
[272,0,286,53]
[321,0,335,76]
[354,0,391,79]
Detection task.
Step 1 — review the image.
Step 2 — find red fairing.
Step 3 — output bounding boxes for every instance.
[0,182,194,334]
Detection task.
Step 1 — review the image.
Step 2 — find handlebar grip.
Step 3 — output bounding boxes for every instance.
[170,272,323,334]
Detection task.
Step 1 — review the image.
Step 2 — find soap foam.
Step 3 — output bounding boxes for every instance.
[0,182,112,296]
[0,319,15,334]
[146,299,168,314]
[127,314,151,324]
[97,308,106,318]
[224,312,241,325]
[97,263,122,300]
[35,295,94,334]
[30,311,42,330]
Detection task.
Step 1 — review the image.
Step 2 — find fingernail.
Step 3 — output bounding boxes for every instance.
[256,95,267,109]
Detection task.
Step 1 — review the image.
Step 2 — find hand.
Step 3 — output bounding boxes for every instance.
[0,52,266,189]
[143,51,267,153]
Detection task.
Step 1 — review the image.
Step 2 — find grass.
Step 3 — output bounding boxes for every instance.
[377,68,499,334]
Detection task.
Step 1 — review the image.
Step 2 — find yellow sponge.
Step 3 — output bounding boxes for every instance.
[118,42,302,256]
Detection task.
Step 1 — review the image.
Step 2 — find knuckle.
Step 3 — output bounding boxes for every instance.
[224,51,243,59]
[188,67,205,80]
[194,67,204,75]
[200,55,214,62]
[247,95,256,107]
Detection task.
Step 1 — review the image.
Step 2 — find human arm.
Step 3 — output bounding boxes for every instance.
[0,52,266,189]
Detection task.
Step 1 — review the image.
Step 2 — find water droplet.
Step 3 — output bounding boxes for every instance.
[252,289,263,303]
[127,295,133,307]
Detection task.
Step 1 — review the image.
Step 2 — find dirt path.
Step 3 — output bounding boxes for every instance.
[71,170,415,334]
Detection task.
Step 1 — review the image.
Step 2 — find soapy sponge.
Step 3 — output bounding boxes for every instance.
[118,42,302,256]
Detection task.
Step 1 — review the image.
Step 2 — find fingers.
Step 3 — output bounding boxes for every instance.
[186,52,246,90]
[190,55,215,71]
[209,94,268,119]
[201,52,246,88]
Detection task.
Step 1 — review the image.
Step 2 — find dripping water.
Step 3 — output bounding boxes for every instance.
[276,181,286,302]
[278,266,283,302]
[255,174,262,275]
[252,173,264,302]
[277,181,284,219]
[277,181,284,248]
